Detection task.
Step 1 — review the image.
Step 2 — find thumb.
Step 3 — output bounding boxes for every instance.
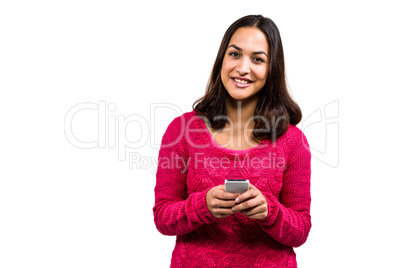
[249,183,257,190]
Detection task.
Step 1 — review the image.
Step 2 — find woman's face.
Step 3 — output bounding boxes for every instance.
[221,27,269,103]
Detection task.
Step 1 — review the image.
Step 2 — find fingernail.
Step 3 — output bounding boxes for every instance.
[235,197,240,203]
[232,207,236,212]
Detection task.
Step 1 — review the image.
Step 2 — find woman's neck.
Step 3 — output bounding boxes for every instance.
[225,96,258,131]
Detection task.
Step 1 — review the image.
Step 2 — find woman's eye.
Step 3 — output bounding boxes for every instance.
[228,51,240,57]
[254,57,265,63]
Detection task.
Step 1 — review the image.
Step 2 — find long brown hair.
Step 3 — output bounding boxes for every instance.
[192,15,302,142]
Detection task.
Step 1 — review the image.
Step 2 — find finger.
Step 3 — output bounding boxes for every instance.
[213,208,236,216]
[219,191,239,201]
[242,208,268,220]
[214,187,239,200]
[235,188,259,204]
[240,204,266,217]
[209,198,237,209]
[243,212,267,220]
[232,196,264,212]
[249,183,257,189]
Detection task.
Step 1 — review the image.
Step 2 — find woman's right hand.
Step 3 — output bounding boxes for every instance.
[206,185,239,219]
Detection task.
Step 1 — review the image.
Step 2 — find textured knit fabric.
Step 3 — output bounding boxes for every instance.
[153,110,311,268]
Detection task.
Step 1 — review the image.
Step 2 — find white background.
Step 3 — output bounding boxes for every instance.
[1,0,401,267]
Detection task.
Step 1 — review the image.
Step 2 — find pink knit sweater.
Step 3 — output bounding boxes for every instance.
[153,110,311,267]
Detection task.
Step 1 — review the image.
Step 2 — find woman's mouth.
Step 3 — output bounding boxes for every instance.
[232,77,253,88]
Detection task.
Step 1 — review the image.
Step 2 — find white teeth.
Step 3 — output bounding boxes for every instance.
[234,78,250,84]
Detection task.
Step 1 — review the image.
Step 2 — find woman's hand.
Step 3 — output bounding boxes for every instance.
[231,184,269,220]
[206,185,239,219]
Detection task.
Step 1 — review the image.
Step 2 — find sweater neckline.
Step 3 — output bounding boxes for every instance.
[191,110,270,159]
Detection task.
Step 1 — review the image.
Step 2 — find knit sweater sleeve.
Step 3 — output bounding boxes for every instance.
[153,115,217,236]
[257,127,312,247]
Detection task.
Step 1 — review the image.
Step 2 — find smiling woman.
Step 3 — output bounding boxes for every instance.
[221,27,269,104]
[153,15,311,268]
[193,15,302,144]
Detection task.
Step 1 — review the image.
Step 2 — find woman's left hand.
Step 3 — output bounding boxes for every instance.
[231,184,268,220]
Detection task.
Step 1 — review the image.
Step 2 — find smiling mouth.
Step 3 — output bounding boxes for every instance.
[231,77,253,87]
[233,78,252,84]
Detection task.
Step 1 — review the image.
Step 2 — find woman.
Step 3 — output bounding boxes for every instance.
[153,15,311,267]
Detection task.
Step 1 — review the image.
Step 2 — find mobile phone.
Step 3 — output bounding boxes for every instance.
[225,179,249,194]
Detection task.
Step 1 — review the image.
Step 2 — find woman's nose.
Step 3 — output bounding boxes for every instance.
[236,58,250,75]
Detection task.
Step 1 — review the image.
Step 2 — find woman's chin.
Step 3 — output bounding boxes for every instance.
[226,92,258,104]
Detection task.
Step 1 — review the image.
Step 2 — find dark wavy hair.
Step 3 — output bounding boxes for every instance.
[192,15,302,142]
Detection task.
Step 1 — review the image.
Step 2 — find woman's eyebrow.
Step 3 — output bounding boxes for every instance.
[252,51,268,57]
[228,44,268,57]
[228,44,242,51]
